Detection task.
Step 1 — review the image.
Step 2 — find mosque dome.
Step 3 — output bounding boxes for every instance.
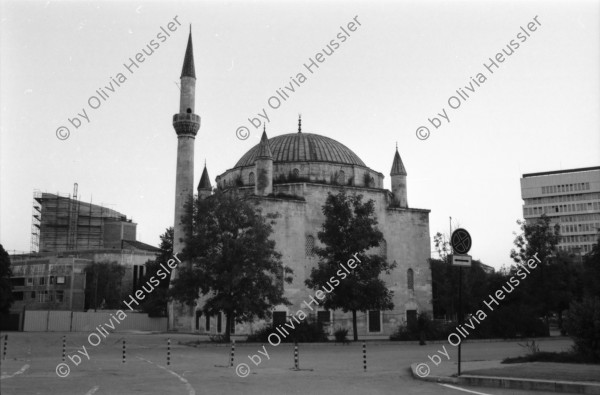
[234,133,366,168]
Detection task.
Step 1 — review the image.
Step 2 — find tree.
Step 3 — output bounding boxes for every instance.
[139,227,173,317]
[582,233,600,299]
[562,234,600,361]
[564,297,600,362]
[0,244,14,314]
[305,189,396,341]
[510,214,575,330]
[84,261,126,310]
[431,232,494,320]
[170,190,292,342]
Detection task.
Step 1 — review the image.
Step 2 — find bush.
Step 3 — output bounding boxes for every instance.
[564,297,600,362]
[334,327,349,343]
[390,309,549,341]
[390,313,455,341]
[247,319,328,343]
[208,334,227,343]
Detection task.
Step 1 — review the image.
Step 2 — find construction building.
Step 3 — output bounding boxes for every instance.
[31,185,138,253]
[4,185,161,330]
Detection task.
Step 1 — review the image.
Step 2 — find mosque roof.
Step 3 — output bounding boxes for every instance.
[234,132,366,168]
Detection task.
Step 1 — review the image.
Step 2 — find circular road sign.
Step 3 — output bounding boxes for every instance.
[451,228,472,255]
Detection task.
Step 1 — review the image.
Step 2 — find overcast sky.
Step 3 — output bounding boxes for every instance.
[1,0,599,269]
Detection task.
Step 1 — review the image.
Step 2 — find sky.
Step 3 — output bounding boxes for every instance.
[1,0,599,270]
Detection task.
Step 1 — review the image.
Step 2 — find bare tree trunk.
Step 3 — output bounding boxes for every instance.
[352,310,358,341]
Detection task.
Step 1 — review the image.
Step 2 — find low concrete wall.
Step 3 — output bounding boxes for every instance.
[23,310,166,332]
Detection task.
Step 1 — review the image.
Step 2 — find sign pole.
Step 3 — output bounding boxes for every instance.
[458,265,462,376]
[450,227,472,378]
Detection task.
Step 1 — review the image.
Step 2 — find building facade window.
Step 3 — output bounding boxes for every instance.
[338,170,345,184]
[406,309,417,327]
[407,268,414,291]
[317,311,331,328]
[38,290,48,302]
[195,310,202,331]
[368,310,381,333]
[249,172,255,185]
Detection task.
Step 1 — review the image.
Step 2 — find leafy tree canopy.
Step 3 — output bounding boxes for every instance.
[84,261,126,310]
[305,190,396,341]
[0,244,14,314]
[170,190,292,342]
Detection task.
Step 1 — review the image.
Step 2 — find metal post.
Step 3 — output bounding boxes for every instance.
[294,343,299,370]
[458,266,462,376]
[2,334,7,360]
[94,268,98,312]
[167,338,171,366]
[70,258,75,311]
[229,339,235,368]
[62,335,66,362]
[122,339,126,364]
[363,342,367,372]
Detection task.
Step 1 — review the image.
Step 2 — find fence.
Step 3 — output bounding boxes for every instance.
[22,310,167,332]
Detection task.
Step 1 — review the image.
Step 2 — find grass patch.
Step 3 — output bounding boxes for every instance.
[503,351,599,364]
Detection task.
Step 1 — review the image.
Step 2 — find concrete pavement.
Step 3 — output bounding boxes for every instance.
[0,332,588,395]
[410,347,600,394]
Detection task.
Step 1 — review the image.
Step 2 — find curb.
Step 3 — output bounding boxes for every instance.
[409,363,458,384]
[410,364,600,394]
[177,336,570,347]
[459,375,600,394]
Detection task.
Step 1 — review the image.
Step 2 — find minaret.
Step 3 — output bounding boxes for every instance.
[390,144,408,208]
[254,128,273,196]
[197,162,212,199]
[170,28,200,330]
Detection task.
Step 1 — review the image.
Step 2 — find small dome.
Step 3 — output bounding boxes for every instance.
[235,133,366,168]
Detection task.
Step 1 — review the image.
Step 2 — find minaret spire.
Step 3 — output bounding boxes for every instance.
[181,27,196,79]
[390,146,407,176]
[298,114,302,133]
[255,129,273,196]
[257,128,273,159]
[198,161,212,198]
[390,145,408,208]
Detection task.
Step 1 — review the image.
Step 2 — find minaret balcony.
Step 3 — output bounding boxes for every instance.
[173,113,201,136]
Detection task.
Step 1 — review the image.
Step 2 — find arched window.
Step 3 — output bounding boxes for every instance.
[407,268,414,291]
[338,170,345,184]
[293,168,300,179]
[305,235,315,257]
[249,172,255,185]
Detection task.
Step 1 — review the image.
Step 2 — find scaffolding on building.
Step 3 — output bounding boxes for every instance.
[67,183,79,250]
[30,191,42,253]
[30,184,128,253]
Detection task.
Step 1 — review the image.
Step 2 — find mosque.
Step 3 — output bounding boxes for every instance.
[170,31,432,337]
